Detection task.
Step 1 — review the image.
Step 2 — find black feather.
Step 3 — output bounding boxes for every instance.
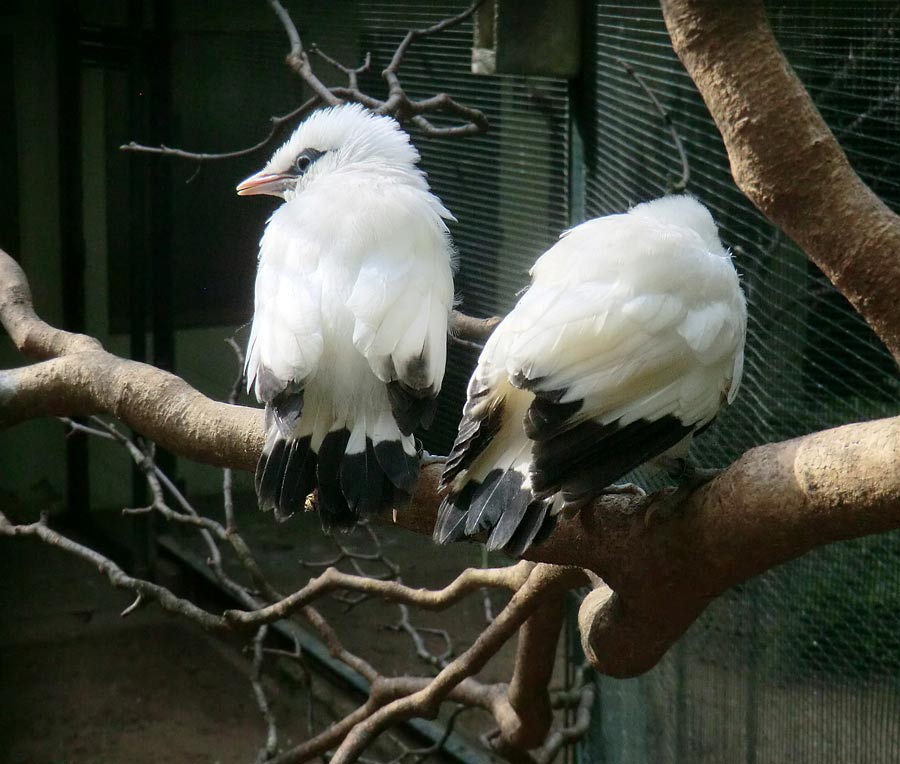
[502,499,553,557]
[532,415,693,498]
[523,393,582,441]
[278,436,316,519]
[440,395,505,489]
[433,493,471,544]
[464,468,525,536]
[374,440,420,492]
[316,429,354,530]
[486,493,549,552]
[340,437,388,517]
[270,389,304,437]
[386,380,437,436]
[256,436,288,512]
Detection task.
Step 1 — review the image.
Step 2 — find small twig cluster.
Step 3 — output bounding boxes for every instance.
[300,523,453,671]
[121,0,488,167]
[0,326,595,764]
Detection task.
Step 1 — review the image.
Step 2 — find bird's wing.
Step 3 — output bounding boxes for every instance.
[346,187,455,435]
[506,219,746,502]
[437,204,746,552]
[245,217,324,434]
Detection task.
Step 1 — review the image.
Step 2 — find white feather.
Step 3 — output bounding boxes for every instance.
[450,195,747,508]
[245,104,455,452]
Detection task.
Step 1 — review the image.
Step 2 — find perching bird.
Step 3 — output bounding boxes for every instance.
[238,104,455,529]
[434,195,746,556]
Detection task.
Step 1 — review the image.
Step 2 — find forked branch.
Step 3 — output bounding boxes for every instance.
[121,0,488,165]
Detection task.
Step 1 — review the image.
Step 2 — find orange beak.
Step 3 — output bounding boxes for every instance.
[236,171,290,197]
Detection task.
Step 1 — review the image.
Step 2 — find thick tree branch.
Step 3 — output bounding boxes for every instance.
[3,242,899,679]
[497,595,566,750]
[661,0,900,362]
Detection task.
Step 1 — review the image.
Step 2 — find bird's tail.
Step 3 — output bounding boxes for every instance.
[434,440,555,557]
[256,403,419,530]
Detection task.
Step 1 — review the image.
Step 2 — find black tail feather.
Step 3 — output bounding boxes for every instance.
[278,436,317,519]
[256,437,289,513]
[486,493,547,552]
[433,493,470,544]
[316,429,354,530]
[341,437,389,517]
[466,470,531,536]
[502,499,552,557]
[374,440,420,493]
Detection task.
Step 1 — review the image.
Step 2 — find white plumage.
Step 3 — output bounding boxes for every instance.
[239,104,455,528]
[435,195,746,555]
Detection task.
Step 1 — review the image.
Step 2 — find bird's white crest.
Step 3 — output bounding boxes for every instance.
[435,194,747,555]
[264,104,426,199]
[241,104,456,528]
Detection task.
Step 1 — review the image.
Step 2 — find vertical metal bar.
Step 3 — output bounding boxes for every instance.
[58,0,91,528]
[126,0,155,577]
[148,0,177,485]
[746,584,759,764]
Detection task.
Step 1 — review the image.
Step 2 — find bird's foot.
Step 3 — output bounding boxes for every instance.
[601,481,647,497]
[419,450,447,467]
[644,461,722,526]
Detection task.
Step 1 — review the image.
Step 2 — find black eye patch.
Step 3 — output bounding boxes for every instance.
[293,148,326,175]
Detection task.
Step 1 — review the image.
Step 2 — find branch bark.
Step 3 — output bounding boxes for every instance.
[2,245,899,679]
[660,0,900,362]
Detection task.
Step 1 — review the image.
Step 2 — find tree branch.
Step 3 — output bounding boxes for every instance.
[3,242,899,680]
[660,0,900,362]
[122,1,489,164]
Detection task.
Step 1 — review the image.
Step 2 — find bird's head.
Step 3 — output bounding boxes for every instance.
[236,103,422,201]
[630,194,727,256]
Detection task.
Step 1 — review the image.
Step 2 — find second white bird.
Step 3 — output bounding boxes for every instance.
[434,195,747,555]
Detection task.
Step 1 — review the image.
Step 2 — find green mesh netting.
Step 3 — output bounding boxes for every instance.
[579,2,900,762]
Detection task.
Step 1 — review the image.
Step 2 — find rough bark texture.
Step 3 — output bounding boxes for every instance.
[661,0,900,362]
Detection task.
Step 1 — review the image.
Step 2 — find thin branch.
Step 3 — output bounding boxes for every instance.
[223,562,535,629]
[329,565,586,764]
[251,626,280,763]
[388,604,453,671]
[311,45,372,91]
[617,58,690,192]
[120,98,319,167]
[0,510,226,629]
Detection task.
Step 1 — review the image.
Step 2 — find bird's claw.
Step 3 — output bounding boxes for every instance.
[602,481,647,497]
[419,450,447,467]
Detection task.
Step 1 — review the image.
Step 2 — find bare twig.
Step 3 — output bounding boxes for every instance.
[120,98,319,167]
[617,58,690,193]
[251,626,280,763]
[311,45,372,91]
[388,604,453,671]
[122,1,488,167]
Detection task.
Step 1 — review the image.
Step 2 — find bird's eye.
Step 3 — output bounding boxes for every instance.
[292,148,324,175]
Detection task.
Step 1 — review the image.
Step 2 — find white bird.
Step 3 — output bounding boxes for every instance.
[434,195,746,555]
[238,104,456,529]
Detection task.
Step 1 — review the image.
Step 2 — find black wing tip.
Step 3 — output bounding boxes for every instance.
[386,379,438,436]
[533,414,694,499]
[493,498,552,557]
[340,437,390,518]
[523,394,582,441]
[374,439,420,493]
[433,496,468,544]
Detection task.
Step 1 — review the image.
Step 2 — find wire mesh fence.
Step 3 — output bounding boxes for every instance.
[578,2,900,762]
[354,3,900,761]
